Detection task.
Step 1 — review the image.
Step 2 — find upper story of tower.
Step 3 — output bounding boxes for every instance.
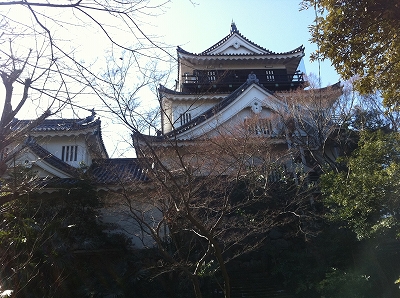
[176,22,306,94]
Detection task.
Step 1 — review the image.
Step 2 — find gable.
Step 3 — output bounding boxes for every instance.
[204,33,272,55]
[172,84,287,140]
[5,149,76,179]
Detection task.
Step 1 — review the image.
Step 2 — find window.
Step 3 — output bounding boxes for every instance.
[266,70,275,81]
[180,113,192,126]
[255,119,273,135]
[245,118,273,136]
[62,145,78,162]
[207,71,216,82]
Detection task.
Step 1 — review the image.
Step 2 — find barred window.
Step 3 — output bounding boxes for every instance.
[266,70,275,81]
[180,113,192,126]
[62,145,78,162]
[208,71,216,82]
[245,118,273,136]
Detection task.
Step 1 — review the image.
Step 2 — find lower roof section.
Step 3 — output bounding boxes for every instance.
[88,158,148,185]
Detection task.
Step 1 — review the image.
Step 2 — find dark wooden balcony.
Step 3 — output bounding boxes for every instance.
[181,69,305,93]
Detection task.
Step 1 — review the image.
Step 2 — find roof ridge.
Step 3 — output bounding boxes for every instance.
[12,118,101,132]
[177,22,303,56]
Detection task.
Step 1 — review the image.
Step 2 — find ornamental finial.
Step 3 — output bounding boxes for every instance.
[230,21,238,34]
[76,108,96,125]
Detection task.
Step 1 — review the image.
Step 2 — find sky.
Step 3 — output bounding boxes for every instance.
[2,0,340,158]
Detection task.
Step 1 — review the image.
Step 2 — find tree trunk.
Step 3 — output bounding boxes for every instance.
[213,243,230,298]
[191,275,203,298]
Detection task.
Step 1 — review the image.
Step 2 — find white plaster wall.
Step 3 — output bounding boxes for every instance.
[218,45,254,55]
[38,135,90,168]
[171,100,218,129]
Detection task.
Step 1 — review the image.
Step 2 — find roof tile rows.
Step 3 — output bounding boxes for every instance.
[11,118,101,132]
[176,23,304,57]
[10,117,109,159]
[88,158,148,184]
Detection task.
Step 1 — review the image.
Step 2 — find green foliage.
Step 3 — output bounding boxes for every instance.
[317,268,371,298]
[321,130,400,239]
[348,106,390,132]
[271,223,359,297]
[302,0,400,107]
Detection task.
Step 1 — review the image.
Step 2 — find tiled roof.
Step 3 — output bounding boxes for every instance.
[13,157,148,190]
[200,31,274,55]
[35,177,83,189]
[177,45,305,57]
[159,84,228,97]
[162,80,342,138]
[10,118,109,159]
[177,23,304,57]
[88,158,148,184]
[11,118,101,132]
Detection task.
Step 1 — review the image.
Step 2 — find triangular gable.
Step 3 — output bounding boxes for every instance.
[177,23,304,58]
[5,143,78,179]
[203,32,273,55]
[171,83,287,140]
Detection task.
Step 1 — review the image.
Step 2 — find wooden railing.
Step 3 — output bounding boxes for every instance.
[182,73,304,85]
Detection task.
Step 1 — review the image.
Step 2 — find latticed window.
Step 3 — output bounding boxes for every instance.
[62,145,78,162]
[180,113,192,126]
[266,70,275,81]
[245,118,273,136]
[208,71,216,82]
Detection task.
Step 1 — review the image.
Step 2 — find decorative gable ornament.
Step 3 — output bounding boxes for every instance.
[250,99,263,114]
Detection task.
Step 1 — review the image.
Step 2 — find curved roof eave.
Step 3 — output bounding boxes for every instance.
[11,118,109,158]
[159,84,228,99]
[177,42,305,58]
[12,118,101,132]
[177,51,305,70]
[92,120,109,159]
